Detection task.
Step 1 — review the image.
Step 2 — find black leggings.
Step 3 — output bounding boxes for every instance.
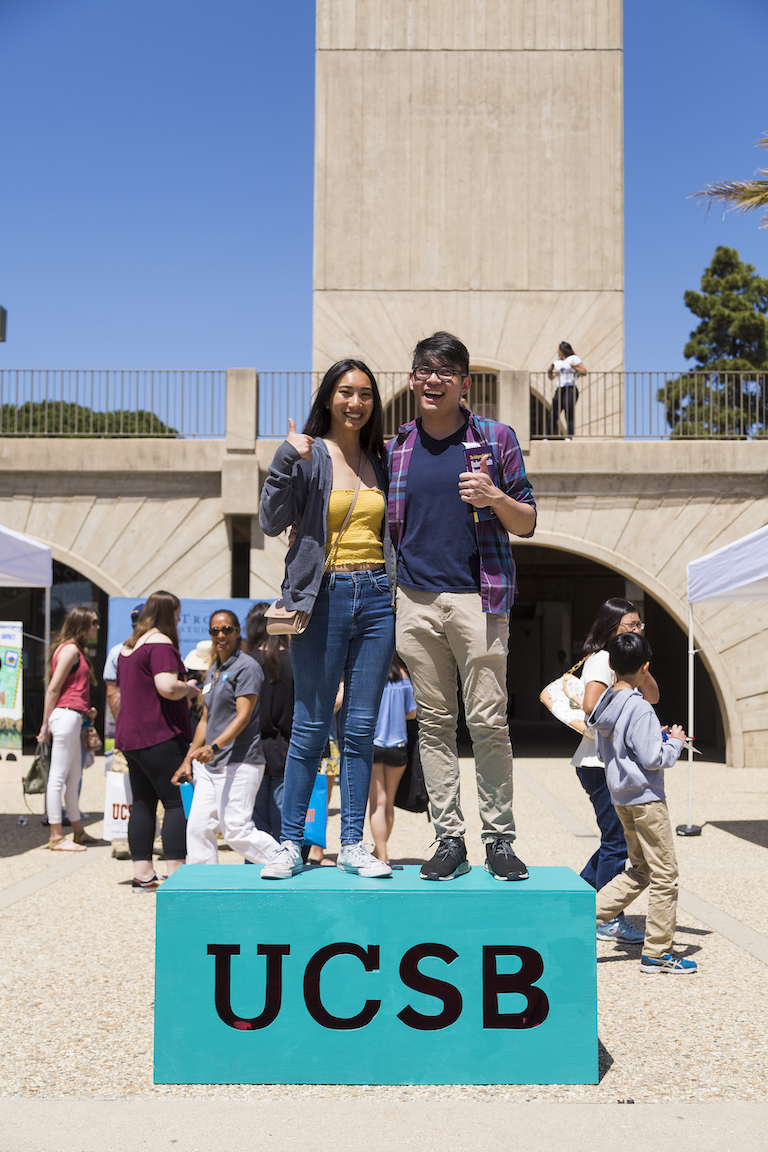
[125,735,188,862]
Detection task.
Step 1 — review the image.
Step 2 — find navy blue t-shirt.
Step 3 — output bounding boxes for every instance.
[397,424,480,593]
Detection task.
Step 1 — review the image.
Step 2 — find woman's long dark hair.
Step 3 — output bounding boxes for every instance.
[47,605,98,685]
[387,654,408,683]
[303,359,384,460]
[559,341,576,358]
[243,602,286,683]
[583,597,637,654]
[125,590,181,651]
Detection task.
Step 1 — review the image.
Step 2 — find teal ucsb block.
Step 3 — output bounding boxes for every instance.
[154,865,597,1085]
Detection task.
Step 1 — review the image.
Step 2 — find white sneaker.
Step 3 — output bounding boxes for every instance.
[261,841,303,879]
[337,842,393,878]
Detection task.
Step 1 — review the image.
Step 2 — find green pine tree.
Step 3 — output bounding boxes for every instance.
[659,246,768,437]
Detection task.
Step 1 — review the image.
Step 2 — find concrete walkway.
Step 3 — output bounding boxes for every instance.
[0,1098,766,1151]
[1,752,767,1149]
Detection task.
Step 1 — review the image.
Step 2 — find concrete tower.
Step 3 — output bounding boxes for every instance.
[313,0,624,397]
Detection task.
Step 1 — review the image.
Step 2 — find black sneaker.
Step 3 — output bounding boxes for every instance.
[484,838,529,881]
[420,836,471,881]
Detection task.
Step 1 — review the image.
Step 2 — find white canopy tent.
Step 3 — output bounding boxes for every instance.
[0,524,53,671]
[685,523,768,831]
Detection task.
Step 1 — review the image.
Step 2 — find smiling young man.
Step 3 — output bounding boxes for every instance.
[387,332,536,881]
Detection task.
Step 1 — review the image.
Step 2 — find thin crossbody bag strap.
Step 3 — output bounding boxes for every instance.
[323,449,366,572]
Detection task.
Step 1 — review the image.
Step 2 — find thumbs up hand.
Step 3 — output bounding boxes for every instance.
[286,418,315,460]
[458,454,498,508]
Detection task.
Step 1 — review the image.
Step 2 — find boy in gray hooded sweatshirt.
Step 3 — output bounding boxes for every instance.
[588,632,697,974]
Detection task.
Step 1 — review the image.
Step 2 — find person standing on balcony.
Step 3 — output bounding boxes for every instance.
[388,331,536,882]
[546,341,586,438]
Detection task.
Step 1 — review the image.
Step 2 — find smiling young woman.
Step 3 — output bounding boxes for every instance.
[258,359,396,880]
[171,610,281,867]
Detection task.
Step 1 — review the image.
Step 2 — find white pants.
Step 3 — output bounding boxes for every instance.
[46,708,83,824]
[187,760,280,865]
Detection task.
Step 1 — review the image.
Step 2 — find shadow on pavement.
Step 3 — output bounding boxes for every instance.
[0,810,101,858]
[709,819,768,850]
[597,1038,614,1081]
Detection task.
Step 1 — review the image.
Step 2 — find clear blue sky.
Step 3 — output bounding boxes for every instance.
[1,0,767,371]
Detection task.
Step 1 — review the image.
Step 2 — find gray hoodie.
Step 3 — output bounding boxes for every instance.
[588,687,683,806]
[259,438,395,613]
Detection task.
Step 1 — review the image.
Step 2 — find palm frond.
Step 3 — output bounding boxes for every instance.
[691,176,768,227]
[691,133,768,226]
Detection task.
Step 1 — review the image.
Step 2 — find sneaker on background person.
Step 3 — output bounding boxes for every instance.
[640,953,697,974]
[132,872,163,893]
[596,912,644,944]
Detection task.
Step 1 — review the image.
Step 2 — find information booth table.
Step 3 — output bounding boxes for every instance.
[154,865,598,1085]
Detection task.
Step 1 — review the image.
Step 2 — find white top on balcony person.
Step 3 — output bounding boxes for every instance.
[546,341,587,438]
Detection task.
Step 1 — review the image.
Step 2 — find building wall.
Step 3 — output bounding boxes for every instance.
[313,0,624,376]
[2,433,767,767]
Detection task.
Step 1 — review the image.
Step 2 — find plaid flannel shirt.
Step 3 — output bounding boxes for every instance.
[386,413,536,614]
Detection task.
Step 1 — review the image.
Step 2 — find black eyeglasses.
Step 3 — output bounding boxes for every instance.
[412,366,464,382]
[209,625,236,636]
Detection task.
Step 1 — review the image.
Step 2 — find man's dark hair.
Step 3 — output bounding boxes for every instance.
[606,632,652,677]
[412,331,470,377]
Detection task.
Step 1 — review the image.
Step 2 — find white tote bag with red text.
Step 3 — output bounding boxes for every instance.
[103,769,133,841]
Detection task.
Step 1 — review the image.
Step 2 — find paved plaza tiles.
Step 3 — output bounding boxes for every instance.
[0,752,766,1150]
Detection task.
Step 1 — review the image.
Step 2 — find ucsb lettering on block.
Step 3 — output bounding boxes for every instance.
[154,865,597,1085]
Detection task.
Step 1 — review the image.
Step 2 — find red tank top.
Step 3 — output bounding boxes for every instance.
[53,647,91,712]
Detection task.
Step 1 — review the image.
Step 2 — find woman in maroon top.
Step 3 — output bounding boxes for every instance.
[116,590,199,891]
[38,606,100,852]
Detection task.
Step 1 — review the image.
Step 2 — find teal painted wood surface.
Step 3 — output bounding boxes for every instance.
[154,865,598,1085]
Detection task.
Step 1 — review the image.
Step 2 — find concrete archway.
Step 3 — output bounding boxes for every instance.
[42,542,130,599]
[514,533,736,764]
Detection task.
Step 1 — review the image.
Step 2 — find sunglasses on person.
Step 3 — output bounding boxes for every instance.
[209,625,237,636]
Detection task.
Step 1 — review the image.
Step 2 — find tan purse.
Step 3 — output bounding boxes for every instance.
[264,600,312,636]
[265,452,365,636]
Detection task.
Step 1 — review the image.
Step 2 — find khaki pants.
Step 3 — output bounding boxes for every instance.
[395,586,515,843]
[595,799,679,958]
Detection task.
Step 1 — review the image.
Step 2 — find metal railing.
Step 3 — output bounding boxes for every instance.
[255,370,501,439]
[0,370,226,437]
[531,371,768,440]
[3,368,766,441]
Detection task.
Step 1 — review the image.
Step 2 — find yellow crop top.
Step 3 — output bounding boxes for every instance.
[325,488,385,566]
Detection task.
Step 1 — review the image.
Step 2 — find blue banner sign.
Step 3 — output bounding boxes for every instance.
[107,597,259,663]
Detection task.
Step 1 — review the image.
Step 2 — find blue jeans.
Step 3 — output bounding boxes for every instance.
[280,569,394,846]
[575,765,628,890]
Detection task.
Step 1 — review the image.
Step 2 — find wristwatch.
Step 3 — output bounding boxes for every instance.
[210,743,220,755]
